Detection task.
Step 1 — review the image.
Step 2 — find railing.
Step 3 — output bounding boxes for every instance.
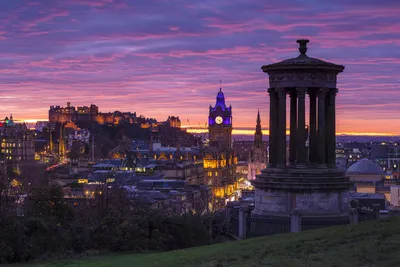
[226,204,376,240]
[301,215,349,231]
[247,214,290,238]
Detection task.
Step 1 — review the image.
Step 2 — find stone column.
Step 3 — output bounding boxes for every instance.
[276,88,287,168]
[317,88,329,167]
[308,90,317,164]
[296,88,307,167]
[239,205,250,239]
[289,91,297,166]
[290,209,301,233]
[268,88,277,168]
[350,209,358,225]
[326,89,338,168]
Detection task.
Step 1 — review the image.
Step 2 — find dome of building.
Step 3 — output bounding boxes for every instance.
[346,158,384,175]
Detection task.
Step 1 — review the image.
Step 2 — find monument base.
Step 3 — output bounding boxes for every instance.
[250,166,352,233]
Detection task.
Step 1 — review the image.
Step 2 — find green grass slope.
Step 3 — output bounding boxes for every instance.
[16,217,400,267]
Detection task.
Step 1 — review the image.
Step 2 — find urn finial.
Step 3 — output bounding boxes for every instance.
[296,39,309,55]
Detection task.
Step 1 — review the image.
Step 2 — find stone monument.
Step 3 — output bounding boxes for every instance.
[252,39,352,232]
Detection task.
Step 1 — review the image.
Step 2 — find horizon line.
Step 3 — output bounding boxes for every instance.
[12,119,400,137]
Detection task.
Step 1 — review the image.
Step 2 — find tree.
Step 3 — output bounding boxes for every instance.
[27,185,73,226]
[194,189,231,243]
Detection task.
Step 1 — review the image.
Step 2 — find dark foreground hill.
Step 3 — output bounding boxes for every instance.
[16,217,400,267]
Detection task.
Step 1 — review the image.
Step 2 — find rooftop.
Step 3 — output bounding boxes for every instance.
[262,39,345,73]
[346,158,384,175]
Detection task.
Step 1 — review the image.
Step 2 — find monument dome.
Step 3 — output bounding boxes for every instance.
[346,159,384,175]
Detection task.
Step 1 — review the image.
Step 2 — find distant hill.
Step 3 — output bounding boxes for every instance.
[23,217,400,267]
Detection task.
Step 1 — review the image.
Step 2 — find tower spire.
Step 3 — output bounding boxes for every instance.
[219,79,222,92]
[254,110,262,147]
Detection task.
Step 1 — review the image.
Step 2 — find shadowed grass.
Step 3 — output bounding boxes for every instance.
[13,217,400,267]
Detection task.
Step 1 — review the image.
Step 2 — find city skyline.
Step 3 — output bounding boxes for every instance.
[0,0,399,135]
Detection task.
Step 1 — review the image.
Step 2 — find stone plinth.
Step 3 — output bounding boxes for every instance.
[253,167,351,213]
[251,167,352,232]
[253,187,349,215]
[253,39,352,234]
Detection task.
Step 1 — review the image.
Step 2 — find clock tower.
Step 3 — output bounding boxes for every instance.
[204,87,238,208]
[208,87,232,152]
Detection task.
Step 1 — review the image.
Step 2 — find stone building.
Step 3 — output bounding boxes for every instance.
[252,39,352,233]
[165,116,181,129]
[204,87,238,207]
[247,111,267,180]
[346,158,385,195]
[232,140,253,162]
[346,158,385,183]
[0,116,35,161]
[49,102,137,125]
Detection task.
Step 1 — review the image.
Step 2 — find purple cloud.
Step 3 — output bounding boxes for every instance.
[0,0,399,135]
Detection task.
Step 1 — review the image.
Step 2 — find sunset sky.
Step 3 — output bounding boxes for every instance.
[0,0,399,136]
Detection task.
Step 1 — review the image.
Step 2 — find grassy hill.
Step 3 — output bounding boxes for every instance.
[15,217,400,267]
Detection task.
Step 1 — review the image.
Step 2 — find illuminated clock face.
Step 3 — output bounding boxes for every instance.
[215,116,223,124]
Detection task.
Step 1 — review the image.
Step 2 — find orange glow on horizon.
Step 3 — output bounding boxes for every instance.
[20,119,48,123]
[185,127,399,137]
[12,120,400,137]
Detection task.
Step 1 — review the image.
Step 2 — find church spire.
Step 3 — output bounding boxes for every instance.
[254,110,263,148]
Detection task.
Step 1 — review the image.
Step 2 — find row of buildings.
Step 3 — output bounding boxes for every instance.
[51,88,258,209]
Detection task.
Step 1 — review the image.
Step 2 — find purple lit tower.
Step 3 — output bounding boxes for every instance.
[204,86,238,207]
[208,87,233,152]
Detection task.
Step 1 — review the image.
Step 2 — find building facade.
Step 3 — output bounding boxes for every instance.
[247,111,267,180]
[0,116,35,161]
[204,87,238,207]
[49,102,137,125]
[165,116,181,129]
